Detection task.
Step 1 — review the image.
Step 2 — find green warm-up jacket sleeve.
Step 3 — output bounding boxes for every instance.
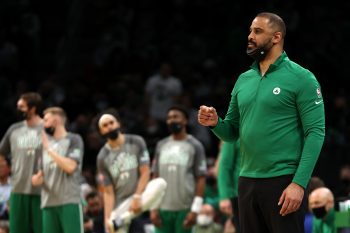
[218,141,240,200]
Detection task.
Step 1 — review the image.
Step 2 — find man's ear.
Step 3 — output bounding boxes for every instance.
[273,32,283,44]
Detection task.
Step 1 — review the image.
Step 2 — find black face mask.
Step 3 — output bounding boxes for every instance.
[44,127,55,136]
[246,39,274,62]
[16,110,29,120]
[168,122,183,134]
[103,128,120,140]
[312,206,327,219]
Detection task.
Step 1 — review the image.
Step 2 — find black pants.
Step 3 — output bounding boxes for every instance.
[238,175,307,233]
[230,197,240,233]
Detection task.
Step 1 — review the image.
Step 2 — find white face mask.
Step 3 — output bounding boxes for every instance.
[196,214,213,226]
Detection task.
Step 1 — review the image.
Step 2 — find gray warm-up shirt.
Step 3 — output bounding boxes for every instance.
[41,132,84,208]
[152,135,207,211]
[0,121,43,195]
[97,134,150,208]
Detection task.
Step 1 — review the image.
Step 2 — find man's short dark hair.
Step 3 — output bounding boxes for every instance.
[20,92,43,114]
[167,105,189,119]
[257,12,286,38]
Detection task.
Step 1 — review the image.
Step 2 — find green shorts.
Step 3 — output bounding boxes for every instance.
[42,203,83,233]
[9,193,42,233]
[155,209,192,233]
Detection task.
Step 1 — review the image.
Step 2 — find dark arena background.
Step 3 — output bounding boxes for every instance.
[0,0,350,231]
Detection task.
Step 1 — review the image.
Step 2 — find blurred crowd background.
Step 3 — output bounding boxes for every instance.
[0,0,349,200]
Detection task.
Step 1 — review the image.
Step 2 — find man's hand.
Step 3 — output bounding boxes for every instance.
[278,182,304,216]
[198,105,218,127]
[129,196,142,214]
[150,210,162,227]
[220,199,233,216]
[32,170,44,186]
[183,212,197,229]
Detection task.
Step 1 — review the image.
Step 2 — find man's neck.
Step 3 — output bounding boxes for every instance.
[108,134,125,149]
[26,115,42,127]
[53,125,68,139]
[259,49,283,76]
[172,131,187,140]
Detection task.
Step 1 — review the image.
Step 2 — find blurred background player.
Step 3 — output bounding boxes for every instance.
[150,105,207,233]
[32,107,84,233]
[97,112,167,233]
[0,92,43,233]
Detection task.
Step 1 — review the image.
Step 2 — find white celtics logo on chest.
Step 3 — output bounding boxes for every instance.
[273,87,281,95]
[110,152,137,180]
[159,145,190,172]
[17,129,41,156]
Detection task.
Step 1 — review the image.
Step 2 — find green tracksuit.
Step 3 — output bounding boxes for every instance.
[212,51,325,188]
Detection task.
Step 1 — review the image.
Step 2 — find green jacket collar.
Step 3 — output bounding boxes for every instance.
[250,51,289,74]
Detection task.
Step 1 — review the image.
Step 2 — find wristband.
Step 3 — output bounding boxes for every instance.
[191,196,203,213]
[133,194,141,199]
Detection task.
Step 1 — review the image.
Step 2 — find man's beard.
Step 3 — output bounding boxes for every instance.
[246,38,274,62]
